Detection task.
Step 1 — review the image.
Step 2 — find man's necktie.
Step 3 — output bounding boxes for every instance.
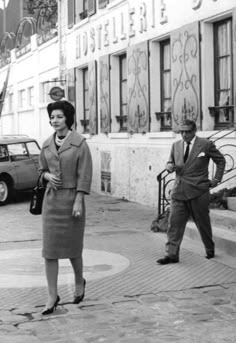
[184,142,190,163]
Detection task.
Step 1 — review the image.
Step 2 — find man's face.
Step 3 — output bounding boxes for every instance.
[180,125,196,143]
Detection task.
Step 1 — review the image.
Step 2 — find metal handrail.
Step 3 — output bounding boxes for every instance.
[207,122,236,142]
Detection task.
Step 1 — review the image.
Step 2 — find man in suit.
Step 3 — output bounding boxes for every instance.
[157,119,225,265]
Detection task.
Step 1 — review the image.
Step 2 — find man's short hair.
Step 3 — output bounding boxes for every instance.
[179,119,196,132]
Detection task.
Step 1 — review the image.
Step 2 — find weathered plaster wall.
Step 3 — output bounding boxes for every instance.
[88,135,176,207]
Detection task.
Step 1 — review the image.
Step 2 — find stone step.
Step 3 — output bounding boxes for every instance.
[186,209,236,258]
[210,208,236,231]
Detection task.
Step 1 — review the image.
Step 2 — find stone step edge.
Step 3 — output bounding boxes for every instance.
[186,221,236,258]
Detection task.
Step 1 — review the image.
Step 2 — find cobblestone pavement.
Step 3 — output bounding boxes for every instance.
[0,192,236,342]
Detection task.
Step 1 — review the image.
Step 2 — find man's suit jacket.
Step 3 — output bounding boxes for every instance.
[167,136,225,200]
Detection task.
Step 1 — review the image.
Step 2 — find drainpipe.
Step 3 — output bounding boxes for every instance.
[2,0,6,33]
[58,0,64,86]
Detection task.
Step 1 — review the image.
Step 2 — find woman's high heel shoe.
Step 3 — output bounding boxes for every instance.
[73,279,86,304]
[42,295,60,315]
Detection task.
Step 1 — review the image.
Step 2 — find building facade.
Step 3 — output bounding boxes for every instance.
[0,0,236,208]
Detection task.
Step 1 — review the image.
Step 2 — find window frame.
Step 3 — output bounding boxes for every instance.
[118,53,127,132]
[160,39,172,131]
[81,67,89,133]
[8,93,13,113]
[69,0,95,27]
[212,18,234,128]
[99,0,109,9]
[7,143,29,161]
[81,0,88,19]
[18,89,26,109]
[28,86,34,107]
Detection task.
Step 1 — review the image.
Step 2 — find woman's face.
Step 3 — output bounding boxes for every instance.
[50,109,68,133]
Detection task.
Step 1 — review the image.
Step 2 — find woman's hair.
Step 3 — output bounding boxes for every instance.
[47,100,75,129]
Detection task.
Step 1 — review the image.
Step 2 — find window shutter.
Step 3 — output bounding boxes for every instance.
[67,68,76,105]
[171,21,201,131]
[88,0,96,17]
[127,41,150,133]
[233,8,236,120]
[68,0,75,27]
[88,60,97,134]
[99,0,109,9]
[66,68,76,127]
[99,55,110,133]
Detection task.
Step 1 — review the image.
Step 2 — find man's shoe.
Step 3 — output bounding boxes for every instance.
[206,251,215,259]
[157,256,179,265]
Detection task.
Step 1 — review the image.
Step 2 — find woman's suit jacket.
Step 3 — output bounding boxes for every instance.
[167,136,225,201]
[39,130,92,194]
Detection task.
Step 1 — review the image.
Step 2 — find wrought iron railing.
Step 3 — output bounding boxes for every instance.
[156,124,236,218]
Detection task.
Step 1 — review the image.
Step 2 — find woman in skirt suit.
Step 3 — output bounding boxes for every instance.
[39,100,93,315]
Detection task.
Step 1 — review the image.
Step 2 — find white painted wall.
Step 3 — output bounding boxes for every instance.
[62,0,236,207]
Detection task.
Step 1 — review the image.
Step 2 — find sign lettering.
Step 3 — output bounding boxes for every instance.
[75,0,219,59]
[140,3,147,33]
[192,0,202,10]
[160,0,168,25]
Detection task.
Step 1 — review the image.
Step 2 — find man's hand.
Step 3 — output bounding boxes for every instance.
[166,162,176,173]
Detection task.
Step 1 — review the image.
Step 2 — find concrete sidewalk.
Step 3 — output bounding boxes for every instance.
[0,192,236,342]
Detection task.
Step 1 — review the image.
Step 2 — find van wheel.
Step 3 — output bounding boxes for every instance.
[0,179,9,205]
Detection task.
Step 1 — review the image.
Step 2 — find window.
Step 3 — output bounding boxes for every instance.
[212,19,234,127]
[68,0,75,27]
[82,68,89,133]
[118,54,127,132]
[19,89,26,109]
[99,0,109,9]
[8,93,13,113]
[160,40,171,130]
[69,0,95,27]
[8,143,28,161]
[2,94,8,113]
[41,79,59,104]
[75,0,88,22]
[81,0,88,19]
[41,82,50,104]
[0,145,9,162]
[28,86,34,107]
[26,141,41,156]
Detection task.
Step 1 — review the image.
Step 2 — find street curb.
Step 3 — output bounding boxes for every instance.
[186,221,236,257]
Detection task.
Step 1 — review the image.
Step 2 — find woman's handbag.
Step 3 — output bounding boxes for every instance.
[29,175,46,215]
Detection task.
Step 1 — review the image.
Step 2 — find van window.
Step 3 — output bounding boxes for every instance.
[0,145,9,162]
